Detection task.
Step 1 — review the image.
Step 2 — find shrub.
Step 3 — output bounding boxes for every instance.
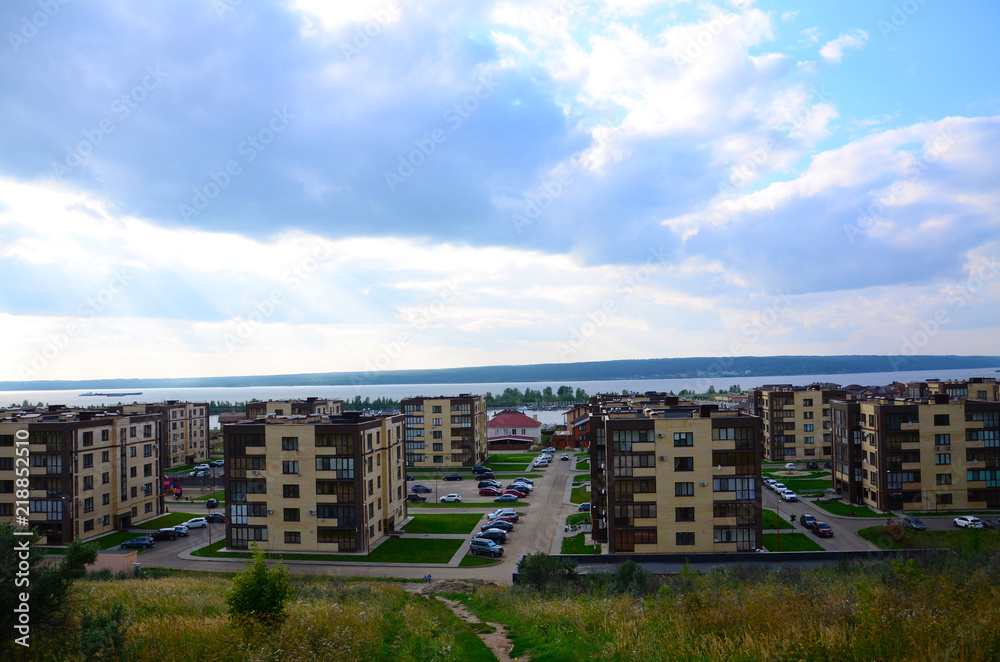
[225,543,294,628]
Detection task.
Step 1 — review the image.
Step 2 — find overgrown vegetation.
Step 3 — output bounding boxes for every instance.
[226,543,294,628]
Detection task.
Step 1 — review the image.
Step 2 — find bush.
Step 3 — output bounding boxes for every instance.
[516,552,578,593]
[78,601,134,661]
[225,543,294,628]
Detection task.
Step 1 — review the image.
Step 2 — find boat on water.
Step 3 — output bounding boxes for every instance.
[79,391,143,397]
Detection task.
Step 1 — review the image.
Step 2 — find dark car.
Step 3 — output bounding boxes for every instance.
[151,528,177,541]
[577,502,591,512]
[120,536,154,550]
[482,520,513,532]
[474,530,507,544]
[443,473,463,481]
[472,465,488,474]
[478,472,496,480]
[806,461,819,469]
[800,513,817,530]
[209,460,224,467]
[811,521,833,537]
[406,475,414,480]
[902,517,927,531]
[406,493,427,503]
[205,498,220,508]
[494,494,518,503]
[205,514,226,524]
[411,484,432,493]
[478,480,501,489]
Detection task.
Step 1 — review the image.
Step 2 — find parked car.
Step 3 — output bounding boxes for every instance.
[411,484,432,493]
[902,517,926,531]
[954,515,984,529]
[780,490,798,502]
[811,521,833,537]
[439,493,463,503]
[479,488,502,496]
[512,480,533,491]
[152,528,177,541]
[478,471,496,479]
[478,480,502,489]
[205,498,220,508]
[806,461,819,469]
[488,515,517,526]
[173,525,191,535]
[482,520,513,532]
[194,463,210,471]
[505,484,529,493]
[468,538,504,557]
[406,493,427,503]
[578,502,591,512]
[771,482,786,493]
[561,453,570,461]
[514,477,534,485]
[407,475,414,481]
[533,461,549,468]
[762,478,775,488]
[195,470,210,477]
[490,508,518,522]
[980,518,1000,529]
[184,517,208,529]
[209,460,224,467]
[800,513,817,529]
[784,463,796,470]
[205,514,225,523]
[472,465,489,474]
[120,536,154,549]
[473,530,506,544]
[443,473,463,481]
[494,494,519,503]
[545,447,556,452]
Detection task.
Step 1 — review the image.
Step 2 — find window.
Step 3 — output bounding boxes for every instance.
[675,482,694,496]
[432,431,443,439]
[937,493,953,505]
[803,411,814,419]
[936,473,952,485]
[804,437,815,444]
[83,497,94,513]
[676,532,695,546]
[83,519,94,532]
[674,457,694,472]
[935,453,951,465]
[934,414,950,426]
[673,432,693,447]
[130,486,137,498]
[281,437,299,451]
[283,484,300,498]
[143,444,152,457]
[101,429,110,441]
[130,426,136,438]
[433,443,443,451]
[130,467,137,478]
[102,493,110,505]
[81,453,93,468]
[284,532,301,544]
[82,431,94,446]
[675,507,695,522]
[432,405,442,413]
[935,434,951,445]
[282,461,300,475]
[144,463,152,477]
[433,418,442,427]
[129,447,136,457]
[82,476,93,490]
[433,456,444,464]
[101,451,109,462]
[145,502,153,513]
[143,424,152,437]
[284,508,300,522]
[802,399,813,407]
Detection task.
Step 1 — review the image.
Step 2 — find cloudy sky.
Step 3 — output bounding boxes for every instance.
[1,0,999,381]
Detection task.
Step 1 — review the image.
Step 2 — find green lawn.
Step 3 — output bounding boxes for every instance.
[561,533,601,554]
[576,460,590,471]
[574,452,589,458]
[408,502,523,509]
[192,490,225,502]
[761,532,824,552]
[859,524,1000,551]
[570,485,589,504]
[773,477,834,493]
[191,537,463,563]
[566,513,591,526]
[813,499,893,518]
[762,509,795,530]
[139,513,202,529]
[402,513,484,534]
[459,554,502,567]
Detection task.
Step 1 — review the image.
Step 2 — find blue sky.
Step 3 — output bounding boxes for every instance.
[1,0,998,380]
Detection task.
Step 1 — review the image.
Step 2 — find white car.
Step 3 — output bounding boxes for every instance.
[184,517,208,529]
[954,515,984,529]
[512,481,533,492]
[780,490,798,502]
[439,493,463,503]
[771,482,786,493]
[784,463,796,470]
[194,464,211,471]
[544,447,556,452]
[762,478,775,488]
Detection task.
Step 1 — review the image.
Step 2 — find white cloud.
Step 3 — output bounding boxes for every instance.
[819,29,868,63]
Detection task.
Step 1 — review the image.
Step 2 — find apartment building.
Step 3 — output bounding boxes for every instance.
[0,406,165,544]
[831,395,1000,512]
[402,394,487,468]
[223,410,406,553]
[245,398,344,418]
[904,377,1000,402]
[588,394,762,553]
[121,400,210,469]
[750,384,846,462]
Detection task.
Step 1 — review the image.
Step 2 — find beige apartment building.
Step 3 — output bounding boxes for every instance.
[402,394,487,468]
[750,384,846,462]
[223,410,405,553]
[1,406,165,544]
[831,395,1000,512]
[904,377,1000,402]
[245,398,344,418]
[589,394,762,553]
[121,400,210,469]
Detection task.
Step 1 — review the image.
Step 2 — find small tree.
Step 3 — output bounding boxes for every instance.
[516,552,578,592]
[226,543,293,628]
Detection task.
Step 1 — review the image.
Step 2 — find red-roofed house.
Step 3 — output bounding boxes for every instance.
[487,409,543,451]
[562,403,592,448]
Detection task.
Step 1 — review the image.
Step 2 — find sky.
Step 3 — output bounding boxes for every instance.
[1,0,999,382]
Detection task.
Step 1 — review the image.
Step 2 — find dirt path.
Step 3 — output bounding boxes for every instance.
[403,579,523,661]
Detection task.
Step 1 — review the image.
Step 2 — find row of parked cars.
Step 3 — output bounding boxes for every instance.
[763,478,798,502]
[798,513,833,537]
[119,514,225,549]
[467,508,520,558]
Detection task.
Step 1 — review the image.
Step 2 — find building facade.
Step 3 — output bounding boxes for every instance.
[121,400,210,469]
[402,395,487,468]
[223,411,406,553]
[245,398,344,419]
[831,395,1000,512]
[486,409,543,451]
[1,406,165,544]
[589,394,762,553]
[750,384,845,462]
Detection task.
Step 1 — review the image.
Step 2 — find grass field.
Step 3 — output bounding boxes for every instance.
[402,513,484,534]
[407,501,525,509]
[192,490,225,501]
[576,460,590,471]
[566,513,591,526]
[570,485,589,504]
[190,536,464,563]
[139,512,203,529]
[762,509,795,530]
[761,532,824,551]
[814,499,892,518]
[859,524,1000,550]
[561,532,601,554]
[459,553,502,567]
